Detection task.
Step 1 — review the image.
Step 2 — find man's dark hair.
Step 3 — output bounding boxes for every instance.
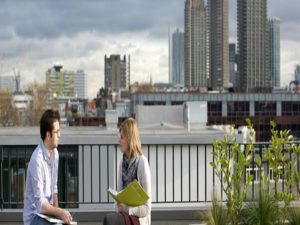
[40,109,60,141]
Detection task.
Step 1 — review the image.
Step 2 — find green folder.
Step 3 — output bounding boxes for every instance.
[108,179,149,207]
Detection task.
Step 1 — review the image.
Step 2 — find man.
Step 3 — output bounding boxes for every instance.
[23,109,73,225]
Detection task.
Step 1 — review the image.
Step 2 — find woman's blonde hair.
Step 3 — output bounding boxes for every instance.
[119,117,142,158]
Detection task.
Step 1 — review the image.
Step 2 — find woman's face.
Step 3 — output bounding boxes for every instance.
[119,131,129,154]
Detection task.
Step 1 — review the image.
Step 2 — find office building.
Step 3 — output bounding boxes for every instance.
[295,65,300,82]
[208,0,229,90]
[169,28,184,87]
[46,65,75,97]
[75,69,88,99]
[104,55,130,92]
[237,0,269,91]
[130,91,300,142]
[184,0,207,88]
[268,17,281,88]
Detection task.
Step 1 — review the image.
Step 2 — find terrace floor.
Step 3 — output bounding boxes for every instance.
[0,206,207,225]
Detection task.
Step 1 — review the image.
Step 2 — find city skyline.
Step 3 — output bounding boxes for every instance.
[0,0,299,98]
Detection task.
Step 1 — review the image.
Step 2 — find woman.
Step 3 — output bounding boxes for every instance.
[103,118,151,225]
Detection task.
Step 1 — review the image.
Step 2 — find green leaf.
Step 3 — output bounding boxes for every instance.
[254,154,262,166]
[210,162,216,169]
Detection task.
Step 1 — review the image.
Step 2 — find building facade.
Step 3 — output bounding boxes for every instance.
[169,28,185,87]
[75,69,88,99]
[268,17,281,88]
[104,55,130,92]
[46,65,75,97]
[130,91,300,142]
[295,65,300,82]
[237,0,269,91]
[184,0,207,88]
[229,43,237,87]
[208,0,229,91]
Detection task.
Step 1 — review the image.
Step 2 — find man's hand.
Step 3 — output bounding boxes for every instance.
[59,208,73,224]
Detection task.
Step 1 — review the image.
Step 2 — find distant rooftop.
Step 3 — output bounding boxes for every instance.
[0,122,250,146]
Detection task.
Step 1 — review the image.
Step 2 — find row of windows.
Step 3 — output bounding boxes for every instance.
[152,101,300,117]
[282,102,300,115]
[246,166,284,182]
[255,102,276,116]
[227,102,249,116]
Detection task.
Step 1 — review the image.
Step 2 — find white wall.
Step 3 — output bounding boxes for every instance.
[135,105,184,128]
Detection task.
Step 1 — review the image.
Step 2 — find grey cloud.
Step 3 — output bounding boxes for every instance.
[1,0,298,42]
[0,0,183,40]
[269,0,300,22]
[268,0,300,42]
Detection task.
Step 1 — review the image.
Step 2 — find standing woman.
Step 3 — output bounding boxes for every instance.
[103,117,151,225]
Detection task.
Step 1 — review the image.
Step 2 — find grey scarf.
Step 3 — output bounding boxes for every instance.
[122,154,139,189]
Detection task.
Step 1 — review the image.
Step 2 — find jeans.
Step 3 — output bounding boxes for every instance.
[30,215,62,225]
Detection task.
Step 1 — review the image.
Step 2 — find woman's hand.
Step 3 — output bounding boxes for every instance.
[117,203,127,213]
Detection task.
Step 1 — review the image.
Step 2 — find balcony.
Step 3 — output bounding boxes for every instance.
[0,127,299,224]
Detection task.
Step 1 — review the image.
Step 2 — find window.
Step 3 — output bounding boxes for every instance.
[208,101,222,116]
[282,102,300,116]
[0,145,78,208]
[255,101,276,116]
[269,166,283,182]
[246,166,261,182]
[227,101,249,116]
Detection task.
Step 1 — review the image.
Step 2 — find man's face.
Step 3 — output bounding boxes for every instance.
[49,120,60,150]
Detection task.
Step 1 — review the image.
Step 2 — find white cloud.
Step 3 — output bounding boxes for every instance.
[2,31,169,99]
[281,40,300,87]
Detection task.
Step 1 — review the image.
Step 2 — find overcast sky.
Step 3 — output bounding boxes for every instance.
[0,0,299,99]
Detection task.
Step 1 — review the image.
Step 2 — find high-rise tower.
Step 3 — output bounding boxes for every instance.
[237,0,269,91]
[229,43,237,87]
[104,55,130,92]
[208,0,229,91]
[184,0,207,88]
[169,28,184,87]
[268,17,280,88]
[75,69,88,99]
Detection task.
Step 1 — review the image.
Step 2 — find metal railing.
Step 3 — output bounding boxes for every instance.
[1,142,300,209]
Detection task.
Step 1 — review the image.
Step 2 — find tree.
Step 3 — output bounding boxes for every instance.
[131,82,156,93]
[264,120,300,224]
[0,90,19,126]
[210,119,255,225]
[25,82,58,126]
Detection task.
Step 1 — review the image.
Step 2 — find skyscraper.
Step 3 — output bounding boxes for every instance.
[104,55,130,92]
[208,0,229,91]
[229,43,237,87]
[169,28,184,87]
[184,0,207,88]
[237,0,269,91]
[294,65,300,83]
[268,17,281,88]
